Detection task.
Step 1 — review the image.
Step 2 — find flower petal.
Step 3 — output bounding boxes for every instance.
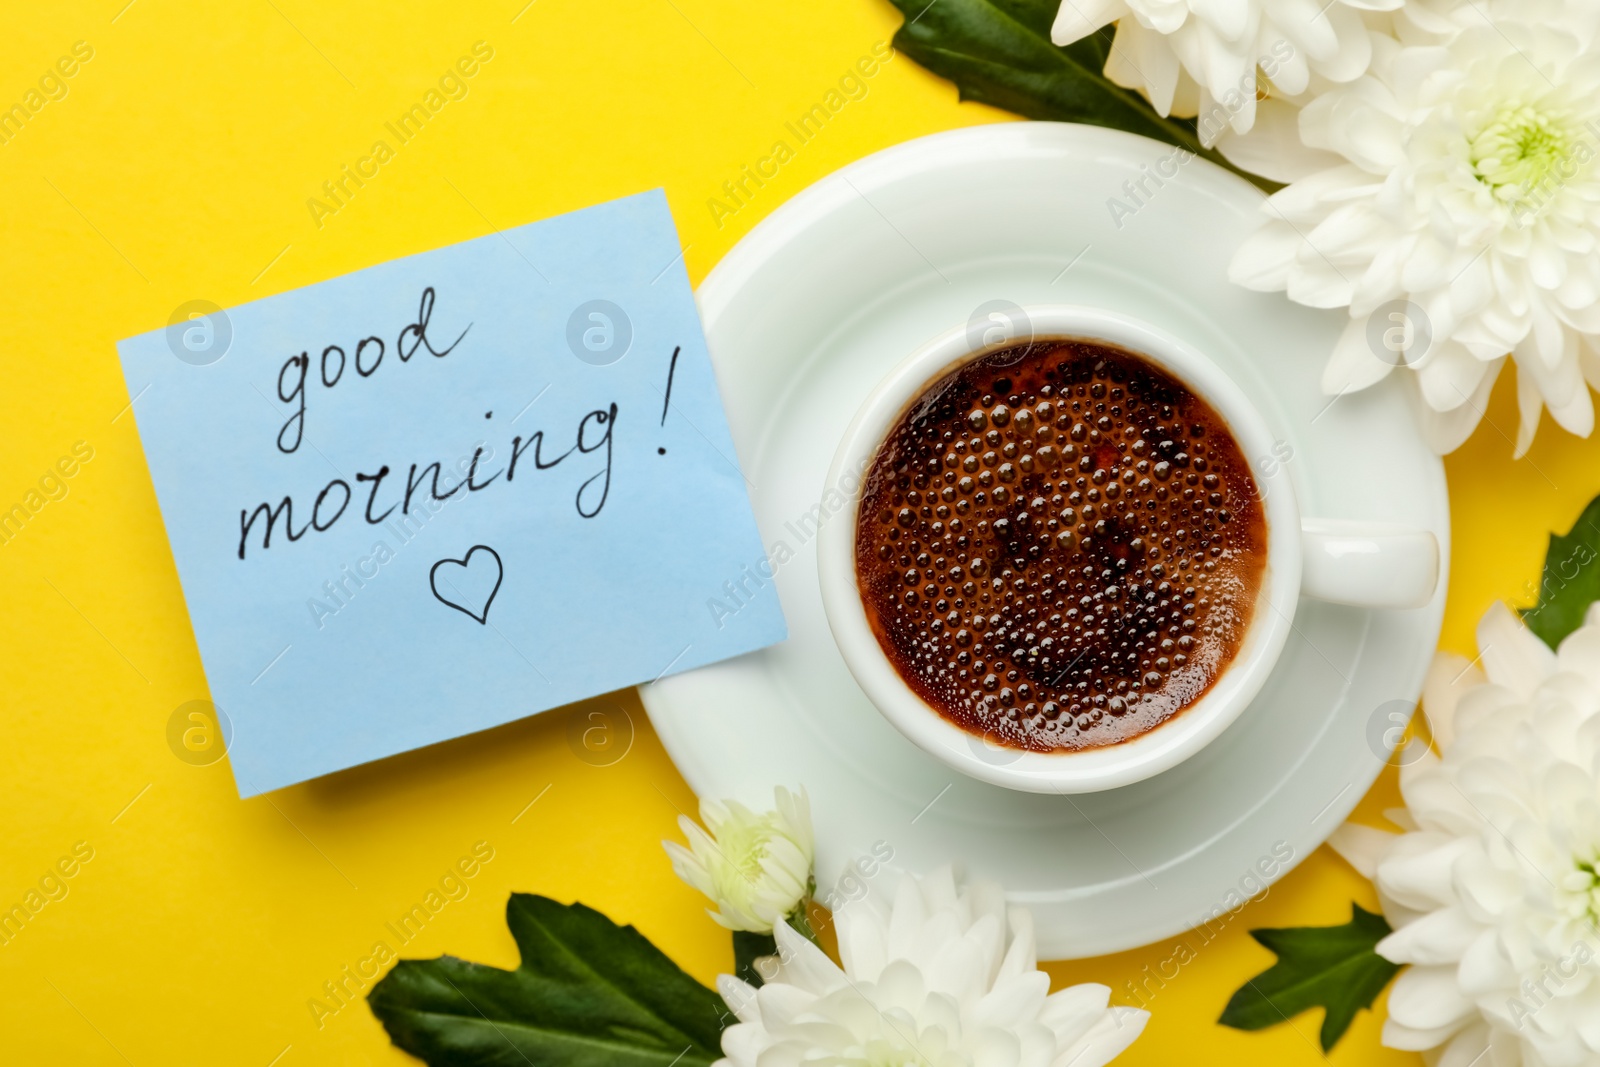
[1383,963,1476,1035]
[718,975,761,1024]
[1051,0,1129,44]
[1424,651,1483,749]
[772,919,845,993]
[1375,906,1479,965]
[1039,982,1113,1046]
[1326,821,1399,879]
[1414,358,1501,454]
[1229,219,1302,291]
[1321,314,1395,394]
[1214,98,1346,182]
[1056,1006,1149,1067]
[1433,1022,1493,1067]
[1376,833,1475,911]
[1476,601,1557,696]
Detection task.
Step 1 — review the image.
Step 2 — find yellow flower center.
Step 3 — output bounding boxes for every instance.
[1470,101,1585,203]
[718,817,775,882]
[1577,858,1600,923]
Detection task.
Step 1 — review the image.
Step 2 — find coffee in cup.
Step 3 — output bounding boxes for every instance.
[854,339,1267,752]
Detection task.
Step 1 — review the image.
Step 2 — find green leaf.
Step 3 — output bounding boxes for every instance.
[885,0,1279,191]
[1218,904,1401,1052]
[732,930,777,989]
[1521,494,1600,648]
[368,894,728,1067]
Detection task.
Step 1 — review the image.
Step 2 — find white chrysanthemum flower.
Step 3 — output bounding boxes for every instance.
[1329,601,1600,1067]
[664,786,814,934]
[715,867,1147,1067]
[1050,0,1392,142]
[1226,1,1600,455]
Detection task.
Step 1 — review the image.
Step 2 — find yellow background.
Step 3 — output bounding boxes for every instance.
[0,0,1588,1062]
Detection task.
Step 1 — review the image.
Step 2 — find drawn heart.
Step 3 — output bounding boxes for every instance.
[429,545,503,625]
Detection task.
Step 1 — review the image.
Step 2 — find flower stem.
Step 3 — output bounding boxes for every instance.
[786,899,821,949]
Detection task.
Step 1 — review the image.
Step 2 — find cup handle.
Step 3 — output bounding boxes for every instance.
[1299,518,1440,609]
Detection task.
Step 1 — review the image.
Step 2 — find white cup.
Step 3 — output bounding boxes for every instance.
[817,305,1439,794]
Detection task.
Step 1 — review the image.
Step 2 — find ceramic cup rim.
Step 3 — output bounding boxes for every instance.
[816,305,1304,793]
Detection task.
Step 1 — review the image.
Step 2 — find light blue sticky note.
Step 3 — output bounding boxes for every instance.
[118,190,785,797]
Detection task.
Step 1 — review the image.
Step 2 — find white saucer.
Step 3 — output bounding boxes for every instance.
[640,123,1448,958]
